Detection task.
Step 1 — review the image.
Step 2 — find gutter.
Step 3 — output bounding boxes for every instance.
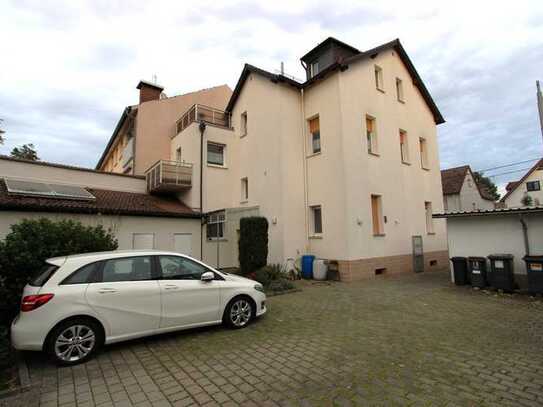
[95,106,131,170]
[199,121,206,261]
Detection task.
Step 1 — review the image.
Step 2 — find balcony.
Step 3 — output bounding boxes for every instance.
[175,104,231,136]
[145,160,192,193]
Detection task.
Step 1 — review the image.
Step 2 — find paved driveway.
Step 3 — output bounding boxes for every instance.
[3,271,543,407]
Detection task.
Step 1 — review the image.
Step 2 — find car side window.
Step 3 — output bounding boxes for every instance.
[159,256,208,280]
[100,256,153,282]
[60,262,98,285]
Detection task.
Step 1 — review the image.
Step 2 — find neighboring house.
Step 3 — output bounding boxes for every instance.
[0,156,201,254]
[143,37,449,280]
[441,165,495,213]
[434,206,543,289]
[501,159,543,208]
[96,81,232,176]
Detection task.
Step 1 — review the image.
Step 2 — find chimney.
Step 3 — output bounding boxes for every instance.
[136,80,164,104]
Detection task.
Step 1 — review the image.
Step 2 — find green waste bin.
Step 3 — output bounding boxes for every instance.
[488,254,514,292]
[523,255,543,294]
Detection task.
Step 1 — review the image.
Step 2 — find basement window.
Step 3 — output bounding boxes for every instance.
[375,268,387,275]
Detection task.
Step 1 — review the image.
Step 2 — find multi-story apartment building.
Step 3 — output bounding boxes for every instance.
[100,37,449,281]
[96,81,231,175]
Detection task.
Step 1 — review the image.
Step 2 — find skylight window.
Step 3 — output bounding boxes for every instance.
[4,179,96,201]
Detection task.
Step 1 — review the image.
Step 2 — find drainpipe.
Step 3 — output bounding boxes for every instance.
[520,215,530,256]
[300,60,310,253]
[199,121,206,261]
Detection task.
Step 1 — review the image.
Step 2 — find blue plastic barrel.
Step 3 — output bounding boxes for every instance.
[301,255,315,279]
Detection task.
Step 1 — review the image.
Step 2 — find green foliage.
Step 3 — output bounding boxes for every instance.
[10,143,39,161]
[0,218,118,317]
[254,264,294,293]
[238,217,268,275]
[521,194,534,207]
[473,171,500,201]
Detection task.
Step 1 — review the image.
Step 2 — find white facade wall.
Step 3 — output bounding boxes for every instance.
[445,212,543,288]
[444,171,495,212]
[504,168,543,208]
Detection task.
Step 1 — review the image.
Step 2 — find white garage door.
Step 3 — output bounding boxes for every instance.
[174,233,192,256]
[133,233,155,250]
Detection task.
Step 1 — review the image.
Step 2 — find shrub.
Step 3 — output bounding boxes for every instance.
[254,268,270,286]
[521,194,533,207]
[0,218,118,319]
[254,264,294,292]
[238,217,268,275]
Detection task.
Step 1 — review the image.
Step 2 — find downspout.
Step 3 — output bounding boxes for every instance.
[520,215,530,256]
[199,121,207,261]
[300,60,310,253]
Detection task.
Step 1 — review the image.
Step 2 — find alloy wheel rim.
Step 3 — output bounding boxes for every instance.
[230,299,251,327]
[55,325,95,362]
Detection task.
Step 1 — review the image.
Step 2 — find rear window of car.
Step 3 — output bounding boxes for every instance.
[60,262,99,285]
[29,263,59,287]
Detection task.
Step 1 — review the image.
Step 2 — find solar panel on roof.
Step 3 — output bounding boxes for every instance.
[4,179,95,201]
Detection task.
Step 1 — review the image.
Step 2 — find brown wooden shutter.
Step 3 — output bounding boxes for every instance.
[371,195,380,235]
[366,117,373,133]
[309,117,320,133]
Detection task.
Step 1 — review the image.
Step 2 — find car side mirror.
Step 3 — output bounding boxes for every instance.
[201,271,214,282]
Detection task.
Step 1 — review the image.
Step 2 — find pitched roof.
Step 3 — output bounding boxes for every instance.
[500,158,543,202]
[441,165,495,201]
[0,179,199,219]
[225,38,445,125]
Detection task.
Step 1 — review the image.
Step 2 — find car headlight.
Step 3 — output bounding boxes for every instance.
[254,284,265,293]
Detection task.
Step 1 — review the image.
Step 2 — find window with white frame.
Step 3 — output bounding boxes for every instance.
[175,147,182,162]
[310,205,323,235]
[527,181,541,191]
[419,137,429,169]
[207,142,225,166]
[366,116,378,154]
[207,210,226,240]
[241,177,248,201]
[374,65,384,91]
[241,112,248,137]
[308,116,321,154]
[425,201,434,234]
[310,61,319,78]
[399,130,409,163]
[396,78,404,102]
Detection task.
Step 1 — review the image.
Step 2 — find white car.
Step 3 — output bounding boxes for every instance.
[11,250,266,365]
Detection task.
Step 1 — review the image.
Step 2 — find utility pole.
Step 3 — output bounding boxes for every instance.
[537,81,543,144]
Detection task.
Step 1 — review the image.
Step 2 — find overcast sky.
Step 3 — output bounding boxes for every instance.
[1,0,542,190]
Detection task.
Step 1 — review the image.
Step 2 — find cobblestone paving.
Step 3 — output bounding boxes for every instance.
[3,271,543,407]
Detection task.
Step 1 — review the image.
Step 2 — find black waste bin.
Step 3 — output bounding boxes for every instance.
[523,255,543,294]
[468,257,487,288]
[451,257,468,285]
[488,254,514,292]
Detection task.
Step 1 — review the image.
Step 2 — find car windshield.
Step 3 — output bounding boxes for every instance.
[29,263,59,287]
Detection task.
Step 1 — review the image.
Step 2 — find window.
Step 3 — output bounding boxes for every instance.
[399,130,409,163]
[310,205,323,235]
[527,181,541,191]
[241,112,248,137]
[371,195,384,235]
[175,147,182,162]
[419,137,429,169]
[309,116,321,154]
[207,142,225,166]
[374,65,384,91]
[207,210,226,240]
[158,256,208,280]
[241,177,248,201]
[310,61,319,78]
[133,233,154,250]
[366,116,378,154]
[425,201,434,234]
[61,263,98,285]
[29,263,59,287]
[396,78,404,102]
[101,256,153,282]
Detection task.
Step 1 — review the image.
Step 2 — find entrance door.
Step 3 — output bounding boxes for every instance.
[412,235,424,273]
[174,233,192,256]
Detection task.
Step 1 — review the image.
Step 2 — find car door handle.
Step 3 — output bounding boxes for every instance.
[164,284,179,290]
[98,288,118,294]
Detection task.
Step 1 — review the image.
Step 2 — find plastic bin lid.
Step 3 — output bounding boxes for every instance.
[450,256,467,261]
[523,255,543,261]
[468,256,486,261]
[488,254,514,260]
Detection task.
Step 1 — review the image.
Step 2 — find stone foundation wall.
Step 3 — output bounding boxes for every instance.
[338,250,450,282]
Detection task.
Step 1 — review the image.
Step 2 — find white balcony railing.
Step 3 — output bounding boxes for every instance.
[175,104,231,136]
[145,160,193,193]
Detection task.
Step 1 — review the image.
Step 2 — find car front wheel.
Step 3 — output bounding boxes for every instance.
[224,297,254,329]
[46,318,102,365]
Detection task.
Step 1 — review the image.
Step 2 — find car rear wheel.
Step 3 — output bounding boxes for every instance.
[46,318,103,365]
[224,297,254,329]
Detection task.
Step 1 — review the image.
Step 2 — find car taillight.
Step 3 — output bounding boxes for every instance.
[21,294,54,312]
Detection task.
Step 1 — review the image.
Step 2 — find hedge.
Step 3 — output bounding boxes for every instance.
[238,217,268,275]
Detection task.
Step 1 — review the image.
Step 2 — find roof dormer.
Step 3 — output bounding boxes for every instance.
[300,37,360,80]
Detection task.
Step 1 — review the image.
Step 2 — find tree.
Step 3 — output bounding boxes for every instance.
[238,217,269,275]
[473,171,500,201]
[10,143,39,161]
